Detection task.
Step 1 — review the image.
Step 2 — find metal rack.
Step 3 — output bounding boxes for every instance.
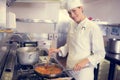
[16,18,57,31]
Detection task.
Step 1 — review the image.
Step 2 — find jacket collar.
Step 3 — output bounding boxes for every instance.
[77,17,88,30]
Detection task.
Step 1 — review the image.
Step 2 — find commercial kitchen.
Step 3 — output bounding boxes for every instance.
[0,0,120,80]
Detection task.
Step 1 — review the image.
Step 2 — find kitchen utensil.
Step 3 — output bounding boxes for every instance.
[44,55,51,68]
[108,38,120,53]
[16,47,39,65]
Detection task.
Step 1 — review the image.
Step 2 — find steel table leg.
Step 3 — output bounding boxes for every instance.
[108,62,116,80]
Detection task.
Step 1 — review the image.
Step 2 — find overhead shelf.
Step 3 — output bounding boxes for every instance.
[15,0,60,2]
[93,21,120,26]
[16,18,57,33]
[7,0,60,7]
[16,18,56,24]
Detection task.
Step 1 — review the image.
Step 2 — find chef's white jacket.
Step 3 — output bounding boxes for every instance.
[59,18,106,69]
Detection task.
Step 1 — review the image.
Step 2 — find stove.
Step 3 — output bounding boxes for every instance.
[1,53,75,80]
[13,65,74,80]
[0,33,75,80]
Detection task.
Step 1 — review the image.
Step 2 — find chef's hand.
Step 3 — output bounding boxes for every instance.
[48,48,60,56]
[74,58,89,71]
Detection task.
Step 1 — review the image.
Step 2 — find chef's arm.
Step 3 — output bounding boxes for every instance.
[87,26,106,68]
[58,44,68,57]
[49,44,68,57]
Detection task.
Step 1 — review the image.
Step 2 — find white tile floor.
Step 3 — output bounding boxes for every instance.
[98,60,109,80]
[98,60,120,80]
[114,66,120,80]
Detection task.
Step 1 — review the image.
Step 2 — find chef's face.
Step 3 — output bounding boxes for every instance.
[68,7,83,23]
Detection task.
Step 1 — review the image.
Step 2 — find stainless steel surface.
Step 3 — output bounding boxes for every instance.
[0,36,10,79]
[0,32,47,79]
[57,21,69,48]
[0,32,39,80]
[0,35,17,80]
[0,46,8,62]
[108,38,120,53]
[16,47,40,65]
[0,47,9,79]
[1,49,17,80]
[4,53,15,72]
[0,28,59,79]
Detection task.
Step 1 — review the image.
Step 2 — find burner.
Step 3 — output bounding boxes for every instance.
[16,65,33,70]
[17,73,44,80]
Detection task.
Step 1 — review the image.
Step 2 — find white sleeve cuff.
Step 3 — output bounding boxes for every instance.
[58,50,63,57]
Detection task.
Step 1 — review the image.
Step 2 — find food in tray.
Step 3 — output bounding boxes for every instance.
[34,64,62,75]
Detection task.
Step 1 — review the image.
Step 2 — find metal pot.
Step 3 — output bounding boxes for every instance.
[16,47,40,65]
[108,38,120,53]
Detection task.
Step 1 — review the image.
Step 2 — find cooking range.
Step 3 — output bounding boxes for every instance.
[1,49,75,80]
[0,33,75,80]
[13,56,74,80]
[1,47,75,80]
[13,64,73,80]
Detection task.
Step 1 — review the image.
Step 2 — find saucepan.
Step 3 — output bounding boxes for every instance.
[108,38,120,53]
[16,47,40,65]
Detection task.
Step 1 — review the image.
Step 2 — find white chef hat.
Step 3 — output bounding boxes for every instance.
[64,0,83,11]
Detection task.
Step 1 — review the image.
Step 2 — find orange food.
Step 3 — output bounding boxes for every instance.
[34,65,62,75]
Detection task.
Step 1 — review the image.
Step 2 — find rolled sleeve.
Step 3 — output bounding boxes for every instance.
[58,44,68,57]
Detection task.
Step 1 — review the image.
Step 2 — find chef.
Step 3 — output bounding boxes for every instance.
[49,0,106,80]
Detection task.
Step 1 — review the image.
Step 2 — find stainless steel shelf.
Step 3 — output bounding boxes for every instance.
[7,0,60,7]
[16,18,56,24]
[15,0,60,3]
[93,21,120,26]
